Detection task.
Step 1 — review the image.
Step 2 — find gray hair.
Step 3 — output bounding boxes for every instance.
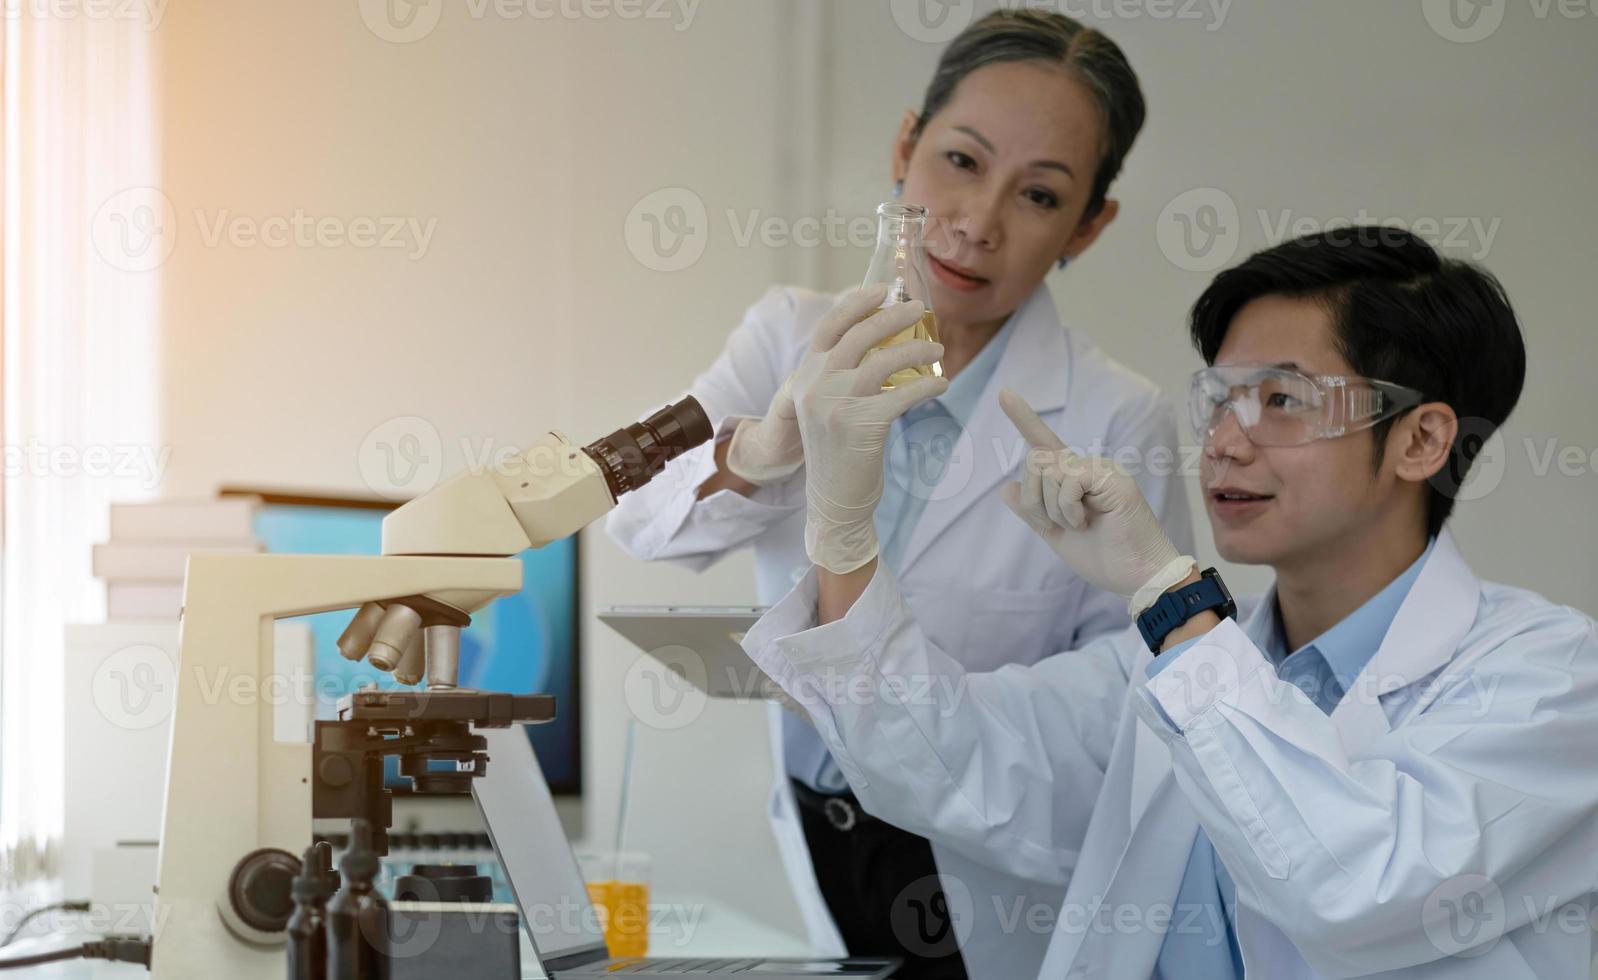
[911,9,1147,220]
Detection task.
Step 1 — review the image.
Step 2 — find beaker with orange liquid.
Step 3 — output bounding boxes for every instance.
[581,851,652,958]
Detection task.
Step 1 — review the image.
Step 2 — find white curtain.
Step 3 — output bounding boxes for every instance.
[1,9,161,888]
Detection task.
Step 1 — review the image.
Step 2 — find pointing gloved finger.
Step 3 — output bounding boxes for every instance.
[1037,443,1095,495]
[1020,459,1049,524]
[999,387,1067,452]
[828,300,924,371]
[812,283,892,353]
[1071,456,1129,517]
[1053,466,1090,529]
[1042,471,1067,528]
[856,339,944,393]
[1002,467,1051,536]
[1028,461,1051,520]
[1024,447,1054,480]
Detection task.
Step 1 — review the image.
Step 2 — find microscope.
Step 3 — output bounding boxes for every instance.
[149,398,712,980]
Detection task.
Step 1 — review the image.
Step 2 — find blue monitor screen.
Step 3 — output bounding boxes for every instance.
[251,499,581,794]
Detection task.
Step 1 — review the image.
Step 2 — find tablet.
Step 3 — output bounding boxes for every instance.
[598,606,781,700]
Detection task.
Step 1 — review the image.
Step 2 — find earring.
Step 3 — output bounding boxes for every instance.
[1056,256,1071,270]
[893,180,904,198]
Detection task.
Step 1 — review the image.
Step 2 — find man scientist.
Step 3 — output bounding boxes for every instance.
[741,226,1598,978]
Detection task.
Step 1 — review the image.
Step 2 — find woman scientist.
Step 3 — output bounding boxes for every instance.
[606,10,1192,978]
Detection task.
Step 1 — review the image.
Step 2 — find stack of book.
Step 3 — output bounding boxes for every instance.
[92,495,264,620]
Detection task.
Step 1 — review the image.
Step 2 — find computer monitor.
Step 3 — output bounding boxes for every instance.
[231,489,582,794]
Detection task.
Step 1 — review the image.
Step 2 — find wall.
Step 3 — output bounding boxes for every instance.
[154,0,815,938]
[151,0,1598,946]
[814,0,1598,604]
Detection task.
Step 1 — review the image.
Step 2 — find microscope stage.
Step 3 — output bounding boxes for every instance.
[336,689,557,727]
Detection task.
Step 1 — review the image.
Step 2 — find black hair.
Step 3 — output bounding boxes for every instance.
[1189,226,1526,538]
[911,9,1146,221]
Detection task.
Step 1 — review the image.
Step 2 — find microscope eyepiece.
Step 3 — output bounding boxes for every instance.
[583,396,713,498]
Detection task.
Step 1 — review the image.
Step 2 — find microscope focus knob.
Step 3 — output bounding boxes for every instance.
[228,847,301,935]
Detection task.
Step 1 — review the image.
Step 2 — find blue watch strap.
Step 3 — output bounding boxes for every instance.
[1137,568,1236,653]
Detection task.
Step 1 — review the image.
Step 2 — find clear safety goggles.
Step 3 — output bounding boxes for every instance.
[1188,364,1424,447]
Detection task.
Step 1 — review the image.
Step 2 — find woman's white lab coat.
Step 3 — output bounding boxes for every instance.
[605,282,1194,978]
[742,531,1598,978]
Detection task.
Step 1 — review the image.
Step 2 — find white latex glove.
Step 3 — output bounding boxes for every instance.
[794,283,948,574]
[997,388,1194,615]
[724,376,804,485]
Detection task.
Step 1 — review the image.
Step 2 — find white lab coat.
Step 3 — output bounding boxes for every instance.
[605,282,1193,978]
[742,531,1598,978]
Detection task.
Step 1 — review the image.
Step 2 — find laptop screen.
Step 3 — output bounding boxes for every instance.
[474,726,610,970]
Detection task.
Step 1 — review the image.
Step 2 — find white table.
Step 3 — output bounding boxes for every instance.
[0,887,812,979]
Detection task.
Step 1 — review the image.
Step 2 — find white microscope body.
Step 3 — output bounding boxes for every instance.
[150,399,710,980]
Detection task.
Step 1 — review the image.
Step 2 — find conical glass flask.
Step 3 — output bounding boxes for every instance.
[861,203,943,389]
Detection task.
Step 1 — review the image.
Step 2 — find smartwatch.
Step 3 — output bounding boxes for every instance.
[1137,567,1236,654]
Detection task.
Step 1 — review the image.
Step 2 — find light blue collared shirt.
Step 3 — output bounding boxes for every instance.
[785,320,1016,794]
[1148,538,1435,979]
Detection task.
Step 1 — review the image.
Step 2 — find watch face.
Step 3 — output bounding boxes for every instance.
[1200,568,1237,618]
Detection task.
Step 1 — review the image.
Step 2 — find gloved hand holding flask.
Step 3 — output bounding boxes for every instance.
[791,284,947,574]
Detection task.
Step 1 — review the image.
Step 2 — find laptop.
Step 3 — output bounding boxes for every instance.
[472,726,898,979]
[599,606,778,700]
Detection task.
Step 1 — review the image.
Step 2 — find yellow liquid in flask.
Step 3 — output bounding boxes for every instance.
[876,309,944,389]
